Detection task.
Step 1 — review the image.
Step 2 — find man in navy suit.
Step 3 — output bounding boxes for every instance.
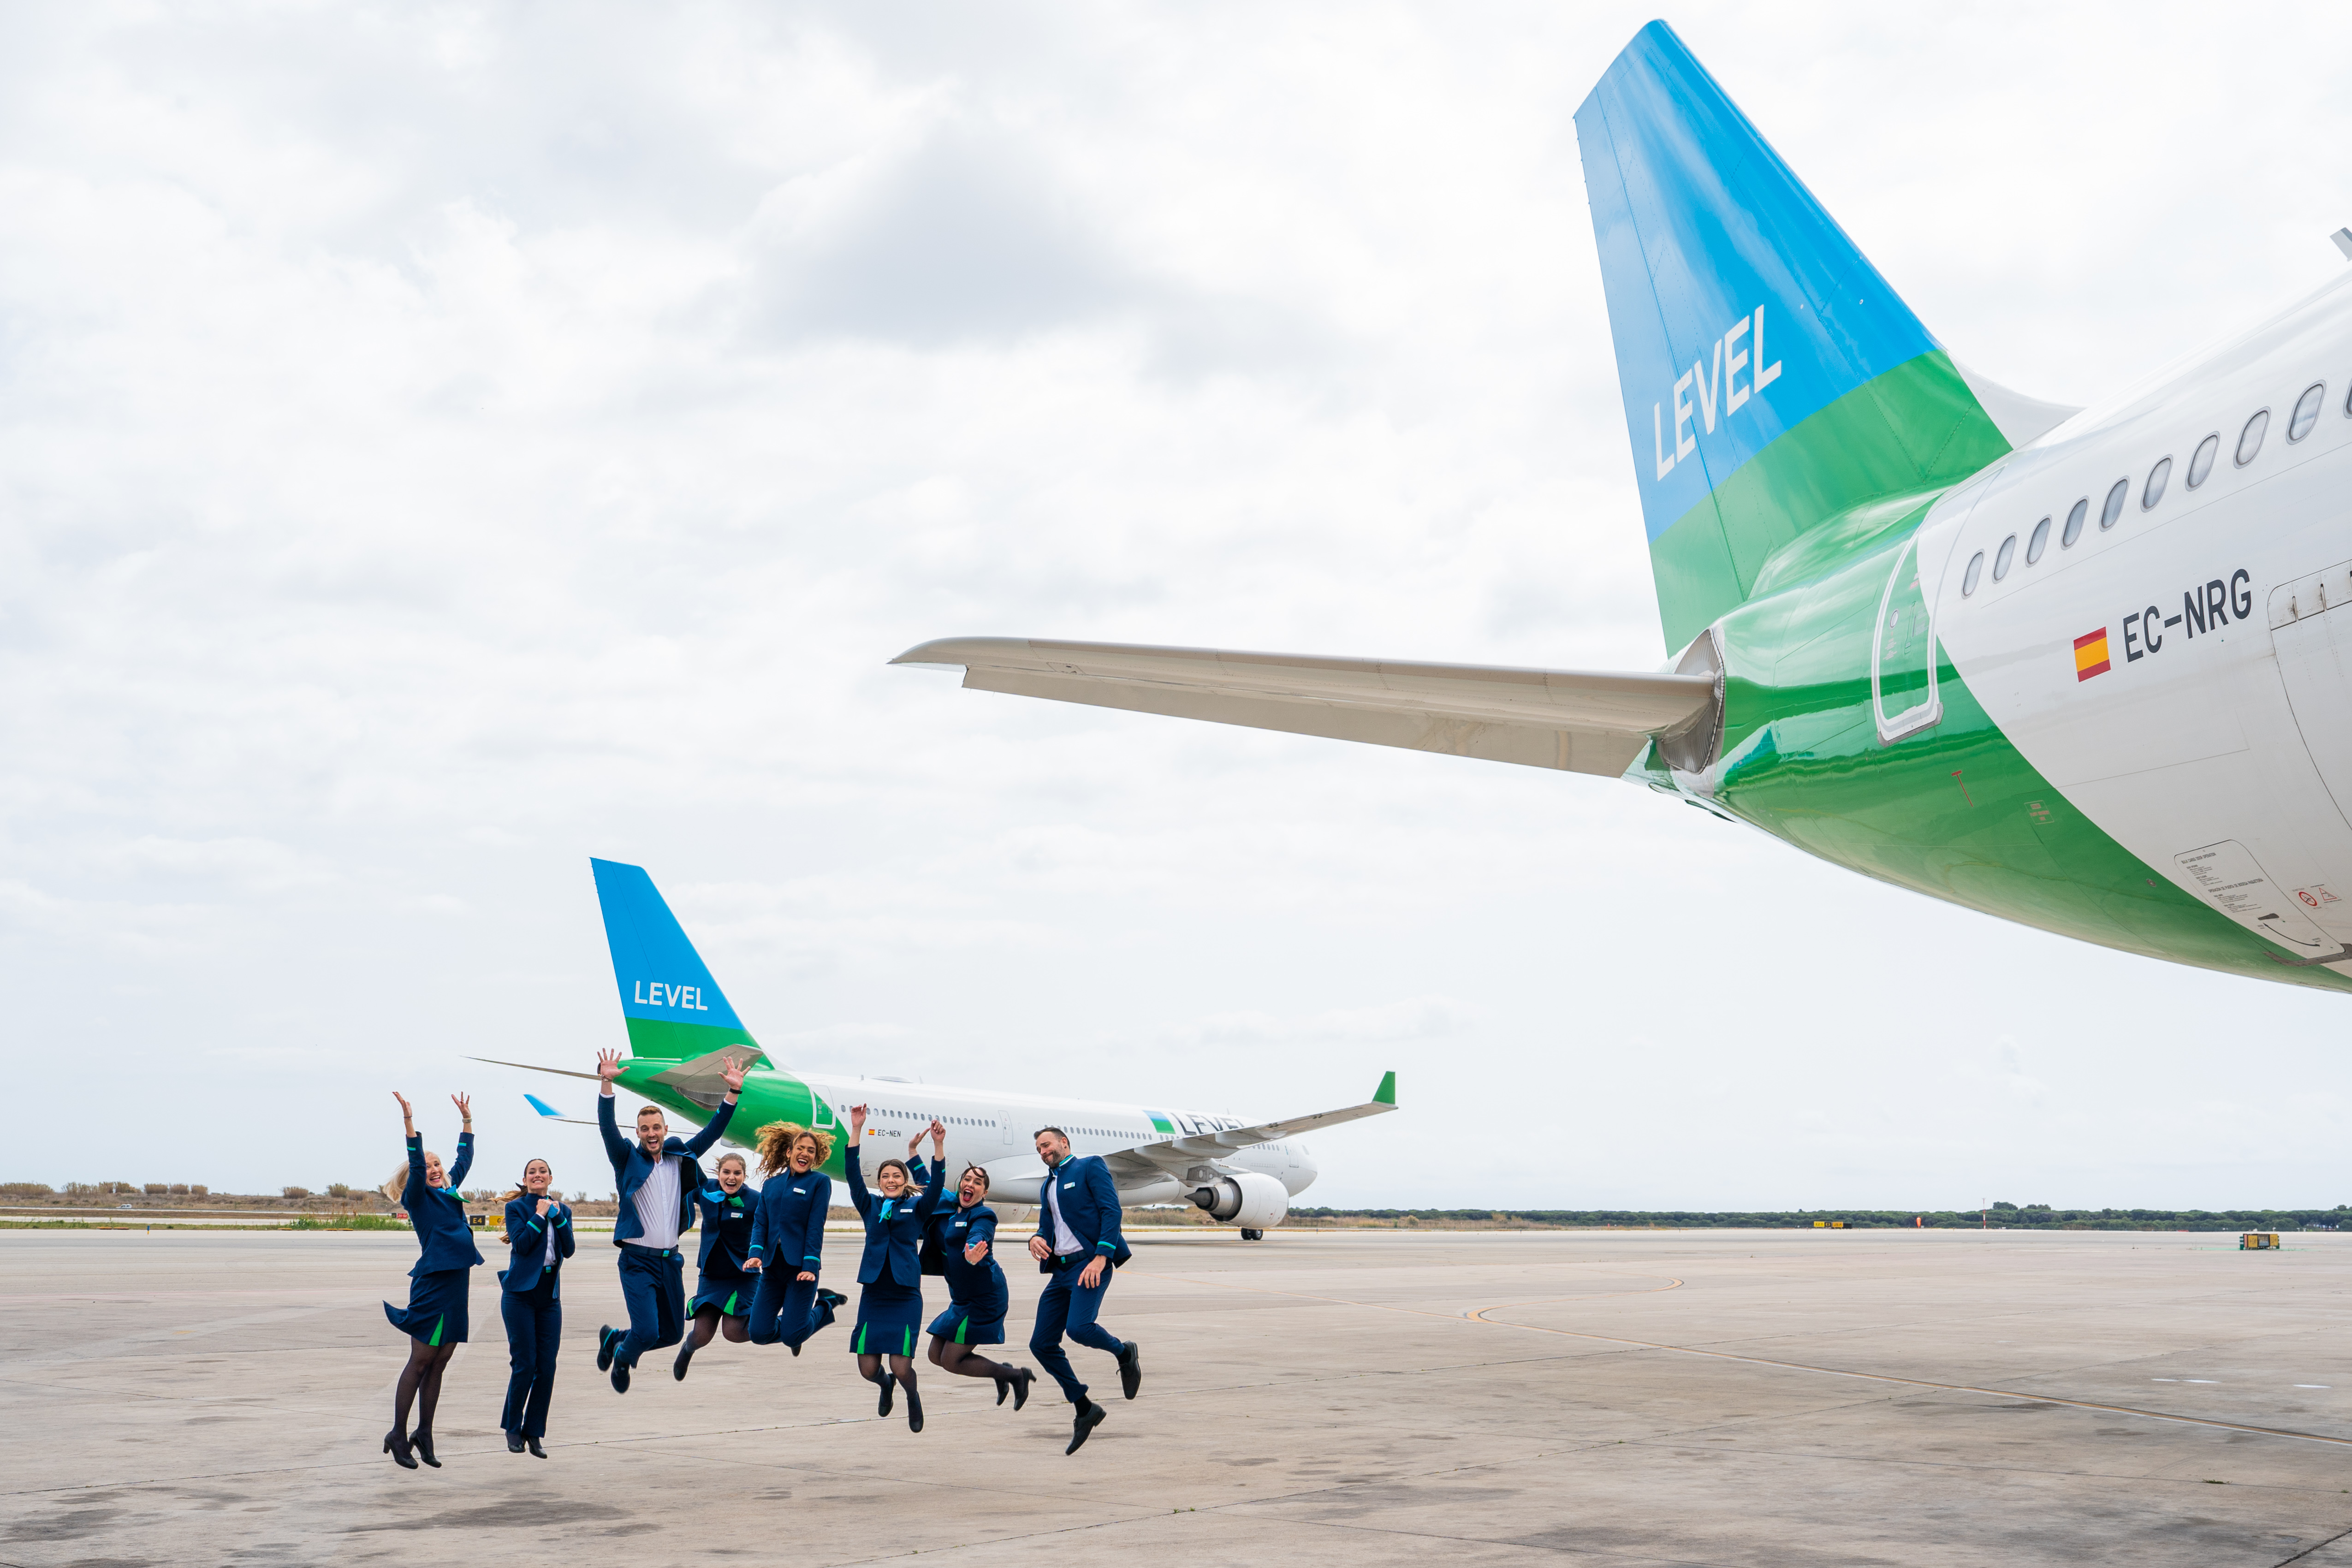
[1026,1126,1142,1454]
[592,1047,743,1393]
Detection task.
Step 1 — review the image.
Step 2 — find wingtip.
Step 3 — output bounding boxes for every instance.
[1374,1070,1396,1106]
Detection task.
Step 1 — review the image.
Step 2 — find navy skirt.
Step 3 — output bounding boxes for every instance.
[384,1266,470,1346]
[689,1268,754,1318]
[850,1279,922,1358]
[926,1301,1006,1346]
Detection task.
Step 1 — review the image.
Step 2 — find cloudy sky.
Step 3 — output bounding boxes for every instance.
[7,2,2352,1208]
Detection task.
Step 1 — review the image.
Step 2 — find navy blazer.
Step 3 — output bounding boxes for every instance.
[693,1184,758,1276]
[843,1146,947,1287]
[402,1132,484,1277]
[500,1194,575,1293]
[596,1091,737,1247]
[1034,1154,1130,1272]
[748,1167,832,1276]
[929,1200,1004,1303]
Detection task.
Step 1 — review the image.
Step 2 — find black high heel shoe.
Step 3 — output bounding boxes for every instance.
[506,1430,525,1454]
[384,1429,417,1470]
[875,1371,896,1418]
[905,1386,924,1433]
[1006,1366,1035,1411]
[526,1437,548,1459]
[412,1429,440,1468]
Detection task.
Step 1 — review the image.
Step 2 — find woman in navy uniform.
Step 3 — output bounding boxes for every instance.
[842,1105,946,1431]
[743,1121,846,1353]
[380,1091,483,1470]
[497,1157,571,1457]
[673,1151,757,1379]
[923,1163,1033,1408]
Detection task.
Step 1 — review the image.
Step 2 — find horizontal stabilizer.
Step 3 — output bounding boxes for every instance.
[891,637,1714,777]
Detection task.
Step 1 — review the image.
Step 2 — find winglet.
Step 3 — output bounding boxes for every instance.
[1374,1070,1396,1106]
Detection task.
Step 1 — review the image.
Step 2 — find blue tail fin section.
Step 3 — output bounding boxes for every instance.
[524,1093,563,1119]
[1576,21,2002,647]
[589,858,751,1056]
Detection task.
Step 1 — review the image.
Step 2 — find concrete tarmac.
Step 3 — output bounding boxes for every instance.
[6,1227,2352,1567]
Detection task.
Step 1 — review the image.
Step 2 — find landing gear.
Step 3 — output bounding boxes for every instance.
[1239,1228,1264,1241]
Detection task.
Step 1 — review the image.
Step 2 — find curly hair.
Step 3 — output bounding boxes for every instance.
[754,1120,834,1176]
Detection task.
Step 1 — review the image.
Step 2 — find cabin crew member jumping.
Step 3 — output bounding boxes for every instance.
[843,1106,947,1432]
[1027,1126,1141,1455]
[922,1163,1033,1409]
[592,1047,743,1392]
[380,1092,483,1470]
[673,1151,757,1380]
[498,1158,573,1456]
[743,1121,846,1354]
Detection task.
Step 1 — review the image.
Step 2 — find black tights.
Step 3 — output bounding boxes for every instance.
[858,1352,915,1390]
[393,1339,456,1438]
[687,1305,749,1351]
[928,1337,1013,1382]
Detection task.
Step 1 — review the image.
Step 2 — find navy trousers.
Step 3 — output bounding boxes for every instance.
[614,1245,685,1369]
[745,1269,835,1349]
[1029,1257,1123,1404]
[499,1273,561,1438]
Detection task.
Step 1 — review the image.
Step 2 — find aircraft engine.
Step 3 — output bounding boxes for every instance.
[1189,1171,1289,1230]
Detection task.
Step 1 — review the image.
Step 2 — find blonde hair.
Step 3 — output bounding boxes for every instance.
[382,1151,444,1204]
[755,1121,833,1176]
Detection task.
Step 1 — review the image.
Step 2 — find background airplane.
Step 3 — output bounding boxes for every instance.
[479,858,1395,1237]
[892,19,2352,998]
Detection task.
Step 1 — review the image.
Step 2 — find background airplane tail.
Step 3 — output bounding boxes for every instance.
[1574,21,2012,652]
[590,858,762,1066]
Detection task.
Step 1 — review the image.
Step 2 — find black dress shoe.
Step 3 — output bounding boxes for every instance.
[820,1289,849,1308]
[789,1341,801,1356]
[506,1430,525,1454]
[596,1326,617,1373]
[906,1386,924,1433]
[673,1336,696,1381]
[1010,1366,1035,1412]
[612,1360,631,1394]
[526,1437,548,1459]
[874,1371,896,1417]
[384,1429,418,1470]
[1066,1400,1106,1455]
[1117,1340,1143,1401]
[412,1430,440,1468]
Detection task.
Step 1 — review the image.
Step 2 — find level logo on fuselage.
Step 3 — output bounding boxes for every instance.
[1652,305,1783,480]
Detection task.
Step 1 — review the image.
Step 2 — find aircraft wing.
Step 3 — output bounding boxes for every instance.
[1103,1071,1398,1185]
[891,637,1716,777]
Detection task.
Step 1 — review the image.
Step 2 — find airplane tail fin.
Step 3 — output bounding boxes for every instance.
[1574,21,2015,651]
[589,858,763,1067]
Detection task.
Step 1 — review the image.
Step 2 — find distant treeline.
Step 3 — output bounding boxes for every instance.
[1292,1201,2352,1232]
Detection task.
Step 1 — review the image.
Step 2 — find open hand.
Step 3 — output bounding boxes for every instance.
[451,1092,472,1124]
[719,1054,747,1095]
[848,1104,867,1135]
[965,1240,990,1265]
[392,1091,414,1121]
[596,1048,624,1085]
[743,1256,762,1272]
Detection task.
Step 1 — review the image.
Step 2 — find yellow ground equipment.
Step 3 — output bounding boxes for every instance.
[2240,1233,2281,1250]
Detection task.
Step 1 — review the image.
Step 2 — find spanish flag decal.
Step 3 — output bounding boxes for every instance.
[2073,627,2111,681]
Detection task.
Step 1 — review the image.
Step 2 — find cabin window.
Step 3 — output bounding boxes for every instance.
[2061,498,2088,547]
[2237,408,2269,466]
[2290,383,2325,442]
[1992,534,2017,581]
[2025,516,2051,564]
[2099,478,2128,529]
[2142,456,2172,510]
[2187,433,2219,488]
[1961,551,1984,595]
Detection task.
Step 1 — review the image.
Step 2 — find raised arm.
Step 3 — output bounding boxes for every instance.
[842,1106,872,1217]
[913,1120,948,1218]
[394,1093,427,1206]
[681,1056,746,1157]
[594,1051,630,1165]
[446,1093,475,1187]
